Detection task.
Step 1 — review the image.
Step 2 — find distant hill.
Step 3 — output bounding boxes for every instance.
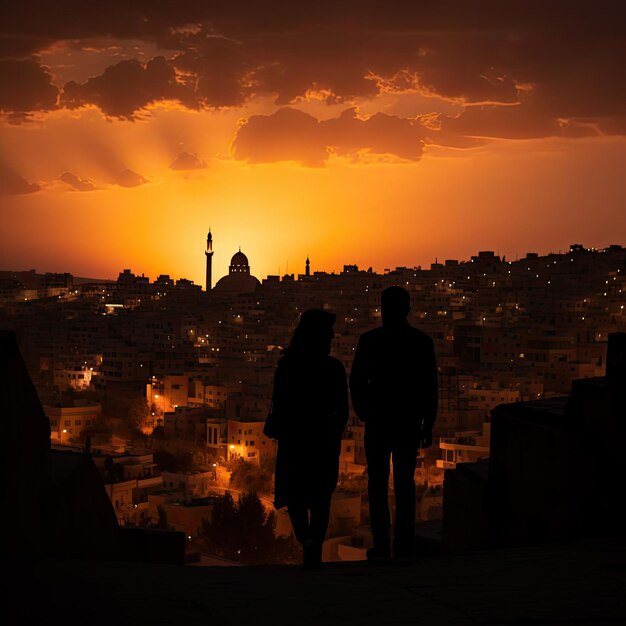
[0,270,114,285]
[73,276,115,284]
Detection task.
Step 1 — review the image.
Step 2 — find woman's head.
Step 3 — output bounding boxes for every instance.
[286,308,336,356]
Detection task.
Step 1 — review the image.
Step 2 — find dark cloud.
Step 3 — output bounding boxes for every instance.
[442,104,561,140]
[115,169,147,187]
[170,35,250,108]
[441,102,606,140]
[0,59,58,114]
[1,1,625,140]
[169,151,207,170]
[58,40,250,116]
[233,108,324,165]
[244,29,381,105]
[5,1,620,50]
[61,56,184,119]
[59,171,96,191]
[0,162,40,194]
[232,107,427,165]
[324,108,425,160]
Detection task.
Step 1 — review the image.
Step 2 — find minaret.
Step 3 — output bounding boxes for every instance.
[205,229,213,291]
[305,255,310,277]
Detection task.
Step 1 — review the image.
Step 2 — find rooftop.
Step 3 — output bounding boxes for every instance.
[13,534,626,625]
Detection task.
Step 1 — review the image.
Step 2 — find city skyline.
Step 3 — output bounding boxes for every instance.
[2,2,626,284]
[2,203,625,572]
[3,238,623,287]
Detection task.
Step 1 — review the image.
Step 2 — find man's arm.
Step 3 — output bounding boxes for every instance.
[420,337,438,447]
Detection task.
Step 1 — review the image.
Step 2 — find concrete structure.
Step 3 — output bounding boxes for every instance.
[148,494,218,539]
[213,248,261,293]
[1,330,184,563]
[53,365,93,391]
[94,450,163,524]
[227,417,275,464]
[147,374,188,416]
[44,401,101,442]
[162,405,207,441]
[442,332,626,554]
[437,422,490,470]
[205,229,213,291]
[205,417,228,458]
[14,534,626,625]
[161,470,214,500]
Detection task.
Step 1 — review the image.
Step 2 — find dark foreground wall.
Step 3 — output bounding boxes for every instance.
[0,330,184,563]
[444,332,626,553]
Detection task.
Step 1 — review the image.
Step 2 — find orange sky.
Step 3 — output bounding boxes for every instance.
[1,2,625,284]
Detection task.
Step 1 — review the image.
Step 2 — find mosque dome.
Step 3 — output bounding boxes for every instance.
[213,248,260,293]
[230,250,249,271]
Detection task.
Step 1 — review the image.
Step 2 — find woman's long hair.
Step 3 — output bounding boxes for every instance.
[283,308,336,357]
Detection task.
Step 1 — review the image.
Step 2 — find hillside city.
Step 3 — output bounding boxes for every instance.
[2,238,625,564]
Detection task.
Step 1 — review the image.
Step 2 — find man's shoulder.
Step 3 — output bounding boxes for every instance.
[359,327,384,341]
[361,324,432,341]
[357,325,434,353]
[407,325,434,344]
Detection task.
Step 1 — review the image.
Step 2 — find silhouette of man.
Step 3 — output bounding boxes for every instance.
[349,286,438,561]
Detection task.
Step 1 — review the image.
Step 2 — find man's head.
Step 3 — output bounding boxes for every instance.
[381,286,410,326]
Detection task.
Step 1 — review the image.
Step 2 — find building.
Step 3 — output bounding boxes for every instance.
[53,364,93,391]
[205,230,214,291]
[211,235,261,293]
[148,494,217,539]
[161,470,214,500]
[227,417,275,465]
[45,401,101,442]
[147,374,189,416]
[437,422,490,470]
[94,450,163,525]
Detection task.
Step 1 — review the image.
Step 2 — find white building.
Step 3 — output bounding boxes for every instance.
[45,401,101,442]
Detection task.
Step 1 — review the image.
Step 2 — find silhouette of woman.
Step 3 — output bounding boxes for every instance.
[264,309,348,568]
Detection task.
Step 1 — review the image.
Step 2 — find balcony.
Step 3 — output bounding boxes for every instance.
[435,460,456,470]
[137,475,163,489]
[440,436,489,453]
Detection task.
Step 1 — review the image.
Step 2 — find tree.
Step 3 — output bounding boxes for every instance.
[200,491,298,565]
[228,458,272,495]
[201,492,239,557]
[236,491,276,562]
[126,397,153,434]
